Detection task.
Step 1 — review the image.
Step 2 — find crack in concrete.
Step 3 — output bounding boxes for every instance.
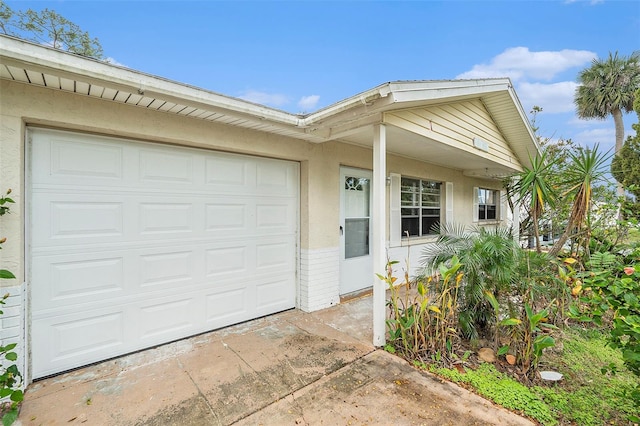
[231,348,378,424]
[178,356,222,425]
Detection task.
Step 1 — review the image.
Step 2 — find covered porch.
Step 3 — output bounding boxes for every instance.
[300,80,538,346]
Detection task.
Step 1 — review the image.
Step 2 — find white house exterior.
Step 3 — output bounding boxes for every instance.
[0,35,538,382]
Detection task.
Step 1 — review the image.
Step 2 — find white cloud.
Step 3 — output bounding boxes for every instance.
[572,127,616,146]
[516,81,578,113]
[297,95,320,111]
[238,90,290,107]
[456,47,595,82]
[566,116,598,127]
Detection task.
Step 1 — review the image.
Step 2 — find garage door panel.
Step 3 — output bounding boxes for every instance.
[137,297,199,341]
[256,277,296,312]
[52,312,125,358]
[204,198,296,237]
[139,202,194,235]
[205,155,249,187]
[33,309,126,376]
[205,202,250,232]
[256,202,297,231]
[44,199,123,239]
[32,134,125,183]
[51,201,123,238]
[32,255,125,310]
[256,162,298,196]
[30,128,298,377]
[256,240,296,272]
[139,250,195,288]
[31,194,127,247]
[204,288,248,325]
[138,148,196,184]
[205,245,248,276]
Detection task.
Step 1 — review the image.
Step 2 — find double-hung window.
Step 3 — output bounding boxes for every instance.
[477,187,497,220]
[400,178,441,236]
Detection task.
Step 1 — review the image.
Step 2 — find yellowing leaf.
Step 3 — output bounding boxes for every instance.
[428,306,441,314]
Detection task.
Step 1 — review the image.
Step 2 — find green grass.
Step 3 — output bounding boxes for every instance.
[429,363,557,425]
[536,326,638,425]
[423,326,638,425]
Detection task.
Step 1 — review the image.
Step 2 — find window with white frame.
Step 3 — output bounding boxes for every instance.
[401,177,441,236]
[477,187,498,220]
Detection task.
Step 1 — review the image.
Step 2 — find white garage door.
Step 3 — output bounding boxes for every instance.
[29,128,298,378]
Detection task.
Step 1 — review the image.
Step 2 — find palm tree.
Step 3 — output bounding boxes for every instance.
[574,51,640,199]
[549,144,611,257]
[509,151,557,253]
[421,224,521,341]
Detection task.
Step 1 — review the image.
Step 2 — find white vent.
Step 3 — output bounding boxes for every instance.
[473,137,489,152]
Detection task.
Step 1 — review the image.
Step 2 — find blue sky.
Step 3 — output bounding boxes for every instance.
[5,0,640,150]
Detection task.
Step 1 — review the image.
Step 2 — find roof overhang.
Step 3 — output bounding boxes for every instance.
[0,35,539,177]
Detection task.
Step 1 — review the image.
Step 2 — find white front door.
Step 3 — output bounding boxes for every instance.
[339,167,373,295]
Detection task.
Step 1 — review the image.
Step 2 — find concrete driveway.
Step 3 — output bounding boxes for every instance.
[18,295,534,425]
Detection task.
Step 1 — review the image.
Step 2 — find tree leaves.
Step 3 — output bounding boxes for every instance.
[0,4,104,59]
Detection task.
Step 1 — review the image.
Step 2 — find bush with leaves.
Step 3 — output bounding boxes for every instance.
[0,294,23,426]
[0,189,21,426]
[570,249,640,411]
[420,224,562,379]
[420,225,523,341]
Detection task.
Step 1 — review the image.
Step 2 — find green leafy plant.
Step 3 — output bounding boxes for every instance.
[570,255,640,413]
[427,363,556,425]
[421,225,520,341]
[0,189,15,280]
[421,324,638,426]
[522,304,557,373]
[0,189,14,217]
[0,294,23,426]
[487,291,556,378]
[508,149,557,253]
[0,189,22,426]
[484,289,521,352]
[382,256,463,364]
[549,144,611,257]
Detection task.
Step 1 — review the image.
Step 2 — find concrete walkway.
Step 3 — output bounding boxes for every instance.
[18,296,534,425]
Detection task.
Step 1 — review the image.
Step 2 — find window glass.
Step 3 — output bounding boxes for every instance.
[478,188,498,221]
[344,176,370,217]
[401,177,441,236]
[344,176,371,258]
[345,218,369,258]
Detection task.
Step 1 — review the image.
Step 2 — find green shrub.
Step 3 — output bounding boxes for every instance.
[0,189,22,426]
[570,254,640,418]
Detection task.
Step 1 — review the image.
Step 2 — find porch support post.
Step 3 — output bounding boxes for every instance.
[372,123,387,347]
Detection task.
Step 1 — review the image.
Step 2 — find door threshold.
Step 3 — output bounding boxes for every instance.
[340,287,373,303]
